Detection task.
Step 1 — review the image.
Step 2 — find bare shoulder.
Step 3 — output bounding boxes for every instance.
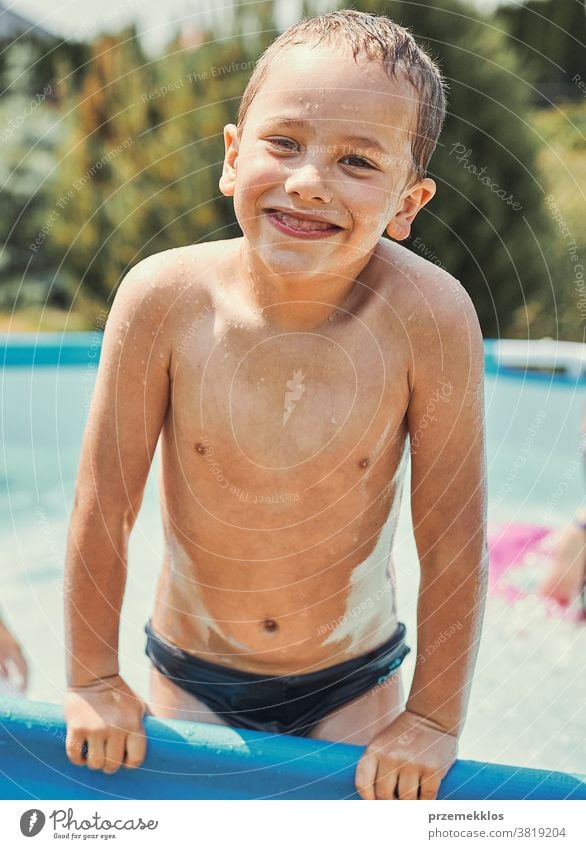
[371,238,479,328]
[108,239,239,344]
[370,239,483,389]
[371,239,482,356]
[116,241,232,309]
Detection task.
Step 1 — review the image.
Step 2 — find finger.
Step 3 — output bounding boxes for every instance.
[396,767,421,800]
[419,771,442,801]
[374,763,400,800]
[123,730,147,769]
[355,753,378,801]
[86,734,106,771]
[65,731,87,767]
[103,733,126,774]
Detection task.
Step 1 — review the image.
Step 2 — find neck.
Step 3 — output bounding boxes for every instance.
[237,239,372,331]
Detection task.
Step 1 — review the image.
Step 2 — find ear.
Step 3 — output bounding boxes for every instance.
[219,123,239,197]
[386,177,436,241]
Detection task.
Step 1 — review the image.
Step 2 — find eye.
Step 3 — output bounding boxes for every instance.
[265,136,300,152]
[341,155,376,170]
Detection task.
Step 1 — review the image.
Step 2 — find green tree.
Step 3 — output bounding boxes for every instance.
[497,0,586,101]
[42,16,279,309]
[354,0,560,337]
[36,0,574,340]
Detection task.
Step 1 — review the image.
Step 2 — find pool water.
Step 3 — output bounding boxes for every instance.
[1,364,584,773]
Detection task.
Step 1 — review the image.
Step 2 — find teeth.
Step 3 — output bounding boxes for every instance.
[273,211,334,231]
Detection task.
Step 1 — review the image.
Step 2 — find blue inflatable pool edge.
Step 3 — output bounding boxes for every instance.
[0,699,584,800]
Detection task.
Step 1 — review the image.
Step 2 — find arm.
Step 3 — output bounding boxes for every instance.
[356,282,488,800]
[64,258,171,773]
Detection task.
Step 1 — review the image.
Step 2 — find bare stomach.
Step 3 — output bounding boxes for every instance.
[150,508,400,675]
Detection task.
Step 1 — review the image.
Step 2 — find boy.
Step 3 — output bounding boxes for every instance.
[64,10,487,801]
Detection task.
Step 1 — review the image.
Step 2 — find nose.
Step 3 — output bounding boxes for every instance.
[284,163,333,204]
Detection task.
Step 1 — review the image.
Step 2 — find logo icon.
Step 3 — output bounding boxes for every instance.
[20,809,46,837]
[282,369,306,426]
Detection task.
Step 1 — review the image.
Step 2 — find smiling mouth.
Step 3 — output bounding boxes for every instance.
[266,209,342,234]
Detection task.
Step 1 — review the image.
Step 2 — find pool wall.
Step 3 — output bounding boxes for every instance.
[1,699,585,800]
[1,334,585,385]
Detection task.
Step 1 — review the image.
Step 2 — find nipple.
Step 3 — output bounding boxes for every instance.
[359,457,370,469]
[195,442,207,455]
[262,618,279,633]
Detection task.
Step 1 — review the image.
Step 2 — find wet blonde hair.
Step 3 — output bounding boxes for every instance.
[237,9,447,181]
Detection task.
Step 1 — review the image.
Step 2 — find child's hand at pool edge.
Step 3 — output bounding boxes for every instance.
[354,708,458,800]
[64,673,148,774]
[0,619,28,693]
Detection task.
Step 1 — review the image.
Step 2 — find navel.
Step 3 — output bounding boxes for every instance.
[262,618,279,633]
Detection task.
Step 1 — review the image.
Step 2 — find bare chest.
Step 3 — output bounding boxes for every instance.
[169,312,409,475]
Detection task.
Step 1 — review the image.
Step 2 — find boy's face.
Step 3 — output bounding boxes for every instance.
[220,42,435,279]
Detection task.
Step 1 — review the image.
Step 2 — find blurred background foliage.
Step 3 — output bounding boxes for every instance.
[0,0,584,340]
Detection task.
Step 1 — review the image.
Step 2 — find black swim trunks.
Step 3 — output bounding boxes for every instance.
[145,620,410,736]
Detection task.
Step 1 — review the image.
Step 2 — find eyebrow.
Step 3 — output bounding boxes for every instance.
[258,117,388,155]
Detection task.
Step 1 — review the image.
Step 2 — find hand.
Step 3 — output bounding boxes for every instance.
[64,674,148,774]
[0,621,28,693]
[538,522,586,606]
[355,709,458,800]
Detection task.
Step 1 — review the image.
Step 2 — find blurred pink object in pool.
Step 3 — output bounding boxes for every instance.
[486,523,580,617]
